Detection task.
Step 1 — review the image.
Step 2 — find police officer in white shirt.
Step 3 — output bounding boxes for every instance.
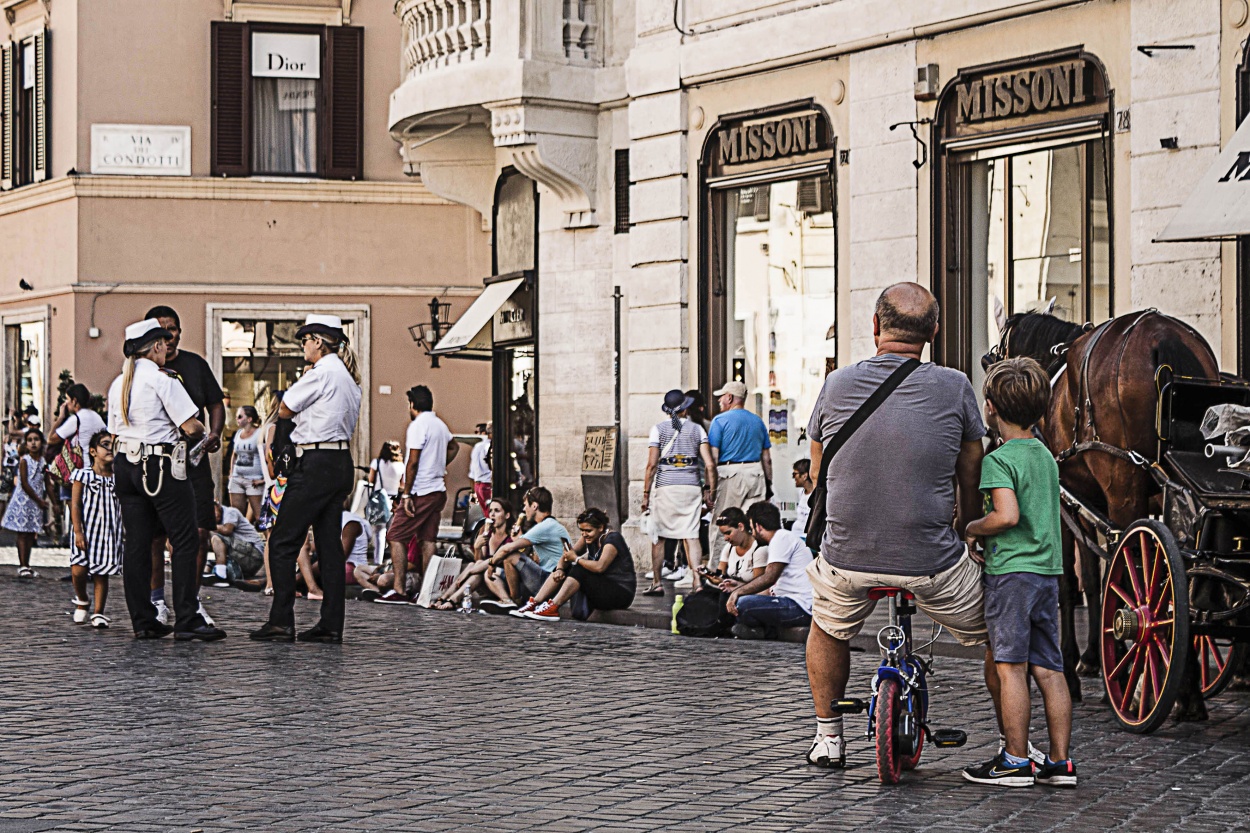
[108,319,223,641]
[250,314,362,644]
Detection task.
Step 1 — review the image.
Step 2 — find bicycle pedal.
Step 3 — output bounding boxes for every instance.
[831,698,866,715]
[931,729,967,748]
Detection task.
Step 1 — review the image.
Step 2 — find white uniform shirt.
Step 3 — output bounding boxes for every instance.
[405,410,452,496]
[284,353,361,444]
[766,528,815,613]
[468,439,491,483]
[57,408,107,456]
[107,359,199,444]
[342,511,369,565]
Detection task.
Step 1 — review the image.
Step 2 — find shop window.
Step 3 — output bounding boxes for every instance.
[211,22,362,179]
[717,175,836,520]
[0,30,50,191]
[4,321,45,418]
[219,317,356,415]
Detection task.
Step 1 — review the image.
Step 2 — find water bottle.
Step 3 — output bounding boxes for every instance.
[460,593,473,613]
[671,594,684,634]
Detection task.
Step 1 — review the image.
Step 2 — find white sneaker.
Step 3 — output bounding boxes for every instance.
[72,599,89,624]
[998,738,1047,766]
[645,570,655,580]
[90,613,110,629]
[667,566,687,583]
[673,572,694,589]
[807,733,846,769]
[197,601,216,627]
[154,599,172,626]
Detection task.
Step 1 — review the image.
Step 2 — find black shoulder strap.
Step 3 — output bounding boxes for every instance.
[815,358,920,485]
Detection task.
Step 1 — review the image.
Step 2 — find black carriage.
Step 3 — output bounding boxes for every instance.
[1059,373,1250,732]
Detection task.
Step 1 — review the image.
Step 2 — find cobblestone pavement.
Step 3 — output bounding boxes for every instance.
[1,573,1249,833]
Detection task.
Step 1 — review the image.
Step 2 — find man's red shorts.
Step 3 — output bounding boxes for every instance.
[385,490,447,545]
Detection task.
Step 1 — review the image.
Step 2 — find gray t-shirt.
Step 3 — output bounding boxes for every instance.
[807,354,985,576]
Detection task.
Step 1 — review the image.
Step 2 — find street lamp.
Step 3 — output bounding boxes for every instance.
[409,297,452,368]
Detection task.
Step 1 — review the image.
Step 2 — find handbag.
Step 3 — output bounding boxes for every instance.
[48,415,84,488]
[365,477,392,527]
[640,424,684,543]
[805,358,920,552]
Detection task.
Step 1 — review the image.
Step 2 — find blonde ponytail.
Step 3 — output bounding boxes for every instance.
[340,344,362,386]
[119,356,136,426]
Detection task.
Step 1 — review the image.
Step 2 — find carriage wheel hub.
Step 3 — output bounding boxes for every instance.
[1112,607,1143,641]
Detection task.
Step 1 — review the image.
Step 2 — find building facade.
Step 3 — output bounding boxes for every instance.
[388,0,1246,551]
[0,0,492,492]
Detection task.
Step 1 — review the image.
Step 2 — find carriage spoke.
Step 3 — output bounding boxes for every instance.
[1144,640,1161,710]
[1197,637,1212,689]
[1148,544,1162,601]
[1108,580,1135,608]
[1122,647,1146,716]
[1108,641,1138,680]
[1125,542,1146,605]
[1150,576,1173,618]
[1140,535,1153,608]
[1150,633,1172,672]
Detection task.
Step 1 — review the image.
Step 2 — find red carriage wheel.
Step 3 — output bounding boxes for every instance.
[1193,636,1247,699]
[874,678,903,784]
[1100,520,1190,734]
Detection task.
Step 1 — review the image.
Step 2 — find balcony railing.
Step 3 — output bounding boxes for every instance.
[399,0,492,76]
[397,0,600,79]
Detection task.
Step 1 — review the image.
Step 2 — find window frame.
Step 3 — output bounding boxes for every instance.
[247,22,326,178]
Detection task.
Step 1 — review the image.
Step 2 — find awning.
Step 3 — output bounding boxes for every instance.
[1157,117,1250,242]
[430,276,525,357]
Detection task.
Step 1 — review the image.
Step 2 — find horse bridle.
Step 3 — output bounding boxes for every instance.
[984,318,1086,376]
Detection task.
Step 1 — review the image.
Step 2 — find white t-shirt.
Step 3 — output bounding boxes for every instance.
[719,541,768,583]
[468,438,491,483]
[370,458,404,495]
[793,491,812,542]
[766,528,814,613]
[405,411,452,496]
[56,408,107,456]
[220,506,264,551]
[342,511,369,565]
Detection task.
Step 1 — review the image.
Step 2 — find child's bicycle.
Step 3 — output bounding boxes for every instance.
[832,587,968,784]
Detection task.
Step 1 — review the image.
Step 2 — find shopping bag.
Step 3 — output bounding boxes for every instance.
[349,479,370,517]
[415,554,462,608]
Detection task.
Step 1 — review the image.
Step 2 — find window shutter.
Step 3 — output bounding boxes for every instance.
[211,21,250,177]
[323,26,363,181]
[614,149,630,234]
[1,43,13,191]
[31,29,48,183]
[796,177,831,214]
[753,185,771,221]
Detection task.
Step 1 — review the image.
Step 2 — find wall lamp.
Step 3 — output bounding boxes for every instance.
[408,297,453,368]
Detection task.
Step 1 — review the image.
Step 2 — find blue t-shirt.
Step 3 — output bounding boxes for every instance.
[524,516,571,571]
[708,408,771,463]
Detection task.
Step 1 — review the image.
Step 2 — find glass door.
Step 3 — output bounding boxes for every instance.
[493,346,536,502]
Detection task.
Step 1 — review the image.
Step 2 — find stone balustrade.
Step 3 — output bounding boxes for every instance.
[398,0,492,76]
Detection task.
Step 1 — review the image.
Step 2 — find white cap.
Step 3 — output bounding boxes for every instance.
[125,319,165,341]
[304,313,343,330]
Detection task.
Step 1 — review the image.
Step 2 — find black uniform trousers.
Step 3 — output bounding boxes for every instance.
[266,449,354,632]
[115,454,204,633]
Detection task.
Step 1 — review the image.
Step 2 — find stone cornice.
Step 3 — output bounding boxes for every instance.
[0,175,451,218]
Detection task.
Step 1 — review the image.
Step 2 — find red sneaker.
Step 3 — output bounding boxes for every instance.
[522,600,560,621]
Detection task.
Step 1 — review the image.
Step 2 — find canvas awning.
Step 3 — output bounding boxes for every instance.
[430,276,525,357]
[1157,117,1250,242]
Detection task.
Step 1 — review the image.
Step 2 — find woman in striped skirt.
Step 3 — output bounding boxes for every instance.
[69,431,124,629]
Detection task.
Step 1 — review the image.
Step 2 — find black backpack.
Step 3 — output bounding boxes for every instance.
[675,587,733,638]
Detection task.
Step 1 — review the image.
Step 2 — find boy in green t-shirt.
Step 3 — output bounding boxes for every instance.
[963,357,1076,789]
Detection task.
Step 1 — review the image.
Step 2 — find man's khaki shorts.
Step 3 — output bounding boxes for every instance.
[806,550,988,647]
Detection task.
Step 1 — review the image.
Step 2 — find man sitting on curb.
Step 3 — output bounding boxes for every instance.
[209,501,265,586]
[724,501,813,640]
[481,486,570,613]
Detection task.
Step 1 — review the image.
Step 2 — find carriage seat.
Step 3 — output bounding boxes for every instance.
[867,587,915,601]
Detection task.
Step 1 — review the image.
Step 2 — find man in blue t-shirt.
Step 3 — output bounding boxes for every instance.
[483,485,570,612]
[707,380,772,559]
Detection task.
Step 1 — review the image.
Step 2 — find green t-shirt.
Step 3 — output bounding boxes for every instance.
[979,438,1062,576]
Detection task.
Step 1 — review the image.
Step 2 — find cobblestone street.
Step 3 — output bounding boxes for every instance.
[0,573,1248,832]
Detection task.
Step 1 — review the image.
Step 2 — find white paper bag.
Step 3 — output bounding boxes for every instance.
[415,554,463,608]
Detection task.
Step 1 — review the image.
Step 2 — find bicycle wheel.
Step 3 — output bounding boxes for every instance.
[875,678,903,784]
[900,686,926,771]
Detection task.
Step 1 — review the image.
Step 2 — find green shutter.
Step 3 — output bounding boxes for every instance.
[1,43,13,191]
[31,29,47,183]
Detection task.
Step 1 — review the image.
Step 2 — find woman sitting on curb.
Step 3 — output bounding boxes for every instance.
[431,498,516,611]
[713,507,768,583]
[510,508,635,621]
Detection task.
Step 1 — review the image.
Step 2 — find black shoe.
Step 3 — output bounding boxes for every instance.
[731,622,767,641]
[297,623,342,644]
[359,588,380,602]
[1035,758,1077,788]
[962,752,1035,787]
[133,623,174,640]
[248,622,295,642]
[175,624,228,642]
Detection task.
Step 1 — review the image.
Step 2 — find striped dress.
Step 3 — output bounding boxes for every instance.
[69,468,123,576]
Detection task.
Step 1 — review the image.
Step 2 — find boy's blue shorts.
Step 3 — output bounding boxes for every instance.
[984,572,1064,671]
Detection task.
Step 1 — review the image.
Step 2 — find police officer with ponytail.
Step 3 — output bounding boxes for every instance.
[250,314,361,644]
[108,319,225,641]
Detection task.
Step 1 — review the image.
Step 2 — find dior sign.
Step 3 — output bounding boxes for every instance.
[955,60,1095,124]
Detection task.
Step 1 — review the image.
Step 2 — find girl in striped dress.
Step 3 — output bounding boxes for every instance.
[69,431,123,629]
[3,428,49,578]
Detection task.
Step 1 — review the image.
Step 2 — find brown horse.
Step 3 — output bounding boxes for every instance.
[986,309,1220,714]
